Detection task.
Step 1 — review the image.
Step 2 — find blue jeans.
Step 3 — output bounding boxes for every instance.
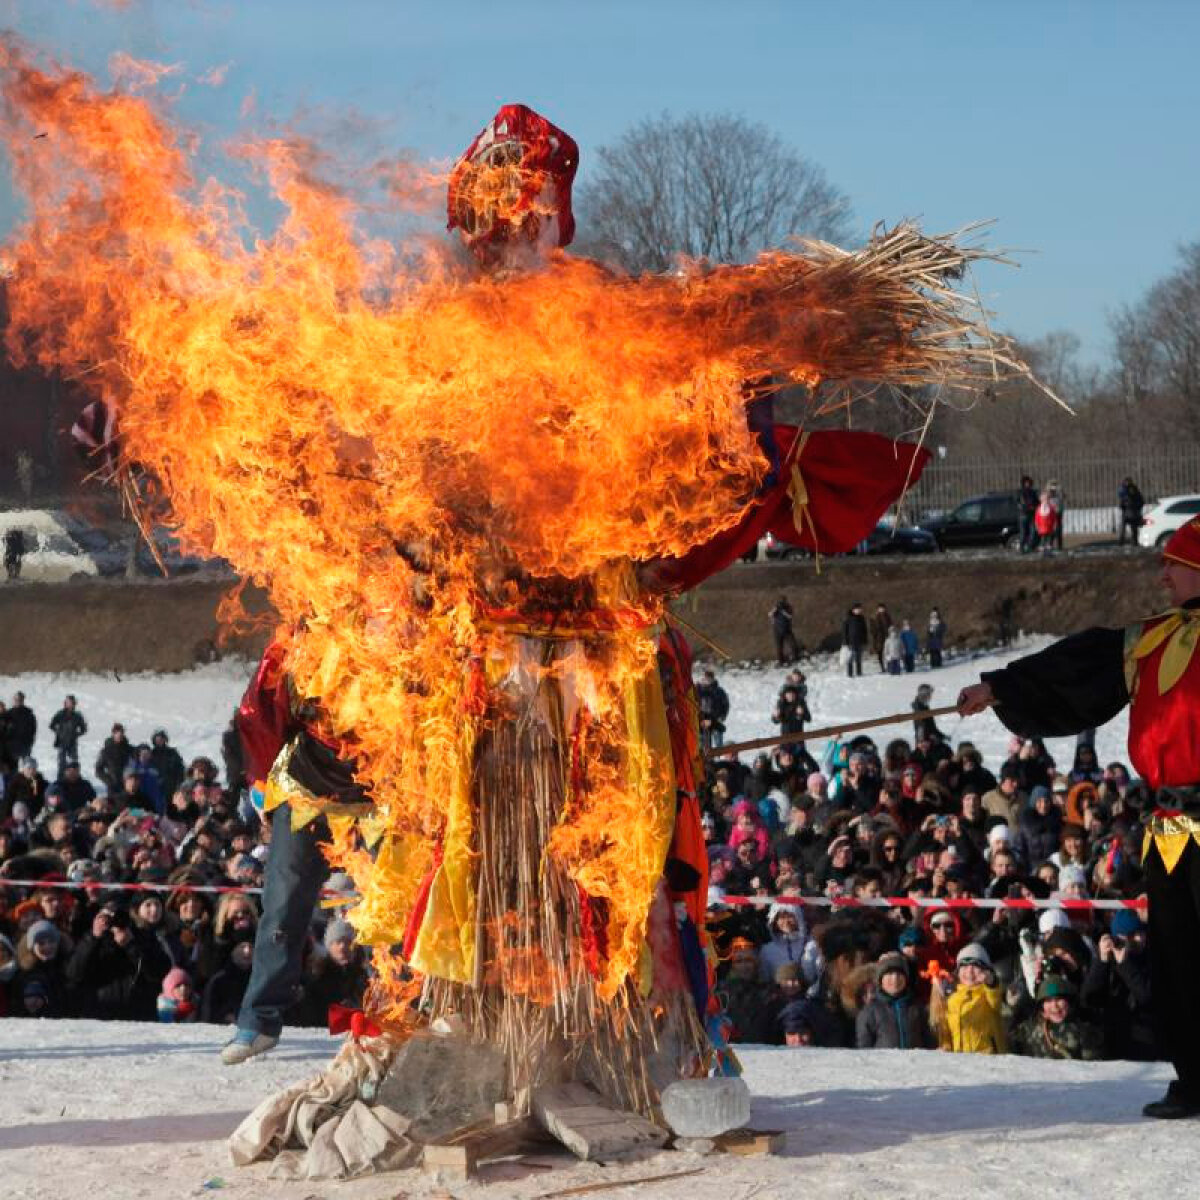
[237,803,330,1036]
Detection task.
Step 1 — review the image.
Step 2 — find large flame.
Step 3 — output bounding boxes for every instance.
[0,41,1017,1006]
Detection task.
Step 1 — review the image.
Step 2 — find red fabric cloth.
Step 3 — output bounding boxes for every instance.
[327,1003,382,1040]
[1164,517,1200,572]
[1127,614,1200,790]
[651,427,931,592]
[235,642,296,786]
[447,104,579,249]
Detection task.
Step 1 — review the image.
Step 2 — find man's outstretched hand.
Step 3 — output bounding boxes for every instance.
[956,682,995,716]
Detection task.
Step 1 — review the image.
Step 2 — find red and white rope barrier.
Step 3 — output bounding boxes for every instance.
[0,877,1147,911]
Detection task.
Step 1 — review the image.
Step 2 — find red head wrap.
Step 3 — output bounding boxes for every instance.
[447,103,578,249]
[1163,518,1200,572]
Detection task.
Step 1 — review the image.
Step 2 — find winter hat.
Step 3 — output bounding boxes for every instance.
[806,772,828,793]
[956,943,992,971]
[779,999,813,1036]
[323,918,355,948]
[27,920,61,950]
[1029,785,1051,804]
[1036,973,1077,1003]
[1042,927,1088,966]
[22,980,49,1004]
[1110,910,1146,938]
[1058,864,1088,891]
[987,824,1013,845]
[875,951,910,984]
[897,927,922,949]
[1038,909,1070,935]
[161,967,192,997]
[774,962,802,985]
[18,756,37,772]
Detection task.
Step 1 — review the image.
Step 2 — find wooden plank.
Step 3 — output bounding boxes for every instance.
[712,1127,786,1156]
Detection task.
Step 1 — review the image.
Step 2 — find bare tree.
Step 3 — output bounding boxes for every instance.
[574,112,853,273]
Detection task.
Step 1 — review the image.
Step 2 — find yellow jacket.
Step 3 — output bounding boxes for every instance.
[943,983,1006,1054]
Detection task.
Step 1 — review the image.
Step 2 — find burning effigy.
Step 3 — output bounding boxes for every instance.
[0,39,1042,1181]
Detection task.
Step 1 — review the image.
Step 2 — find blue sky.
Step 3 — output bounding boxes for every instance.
[3,0,1198,365]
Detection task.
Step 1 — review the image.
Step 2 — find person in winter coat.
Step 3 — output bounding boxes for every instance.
[769,596,799,664]
[716,939,774,1044]
[301,919,370,1026]
[916,910,967,1000]
[842,604,868,677]
[857,952,934,1049]
[4,691,36,764]
[1018,475,1039,552]
[899,620,920,673]
[758,901,823,991]
[911,683,945,742]
[202,938,255,1024]
[941,943,1006,1053]
[926,609,947,669]
[870,604,894,673]
[696,669,730,752]
[95,724,135,795]
[200,892,260,982]
[67,900,174,1021]
[1010,973,1102,1060]
[157,966,199,1022]
[883,626,904,675]
[1117,477,1144,547]
[1015,786,1063,866]
[149,730,186,805]
[4,758,47,821]
[1096,911,1155,1060]
[771,684,811,754]
[1034,490,1059,551]
[49,696,88,779]
[11,920,70,1018]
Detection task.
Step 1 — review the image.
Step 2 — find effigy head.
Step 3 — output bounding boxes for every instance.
[447,103,579,258]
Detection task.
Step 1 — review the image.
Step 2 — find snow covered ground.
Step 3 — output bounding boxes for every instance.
[0,1019,1180,1200]
[0,660,255,778]
[1,634,1131,788]
[720,635,1130,774]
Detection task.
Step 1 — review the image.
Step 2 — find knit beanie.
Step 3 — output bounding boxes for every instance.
[161,967,192,996]
[27,920,61,949]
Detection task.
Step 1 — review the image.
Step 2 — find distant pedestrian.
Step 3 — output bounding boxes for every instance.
[870,603,893,673]
[1046,481,1065,551]
[3,527,26,580]
[1117,477,1144,547]
[4,692,37,768]
[1035,489,1060,552]
[883,625,904,675]
[1018,475,1038,553]
[696,669,730,752]
[899,620,919,673]
[927,608,947,669]
[842,604,868,678]
[49,695,88,779]
[769,595,799,665]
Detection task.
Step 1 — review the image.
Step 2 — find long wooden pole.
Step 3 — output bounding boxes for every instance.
[707,701,965,760]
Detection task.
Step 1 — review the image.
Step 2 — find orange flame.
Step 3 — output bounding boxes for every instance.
[0,42,1011,1007]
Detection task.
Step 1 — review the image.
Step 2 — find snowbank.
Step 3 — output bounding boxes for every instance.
[0,1019,1179,1199]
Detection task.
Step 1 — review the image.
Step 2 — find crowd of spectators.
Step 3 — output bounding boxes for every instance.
[0,692,368,1025]
[702,667,1156,1062]
[0,674,1157,1066]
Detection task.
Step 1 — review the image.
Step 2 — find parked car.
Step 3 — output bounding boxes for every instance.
[921,491,1023,550]
[858,520,938,555]
[1139,494,1200,548]
[0,509,102,581]
[762,519,936,559]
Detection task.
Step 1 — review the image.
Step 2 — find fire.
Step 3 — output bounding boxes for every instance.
[0,41,1017,1021]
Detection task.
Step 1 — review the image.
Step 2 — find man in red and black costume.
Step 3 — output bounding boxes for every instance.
[958,517,1200,1119]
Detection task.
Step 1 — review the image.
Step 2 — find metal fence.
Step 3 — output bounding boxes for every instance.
[899,450,1200,531]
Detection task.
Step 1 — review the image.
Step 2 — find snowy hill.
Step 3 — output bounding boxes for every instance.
[0,1019,1179,1200]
